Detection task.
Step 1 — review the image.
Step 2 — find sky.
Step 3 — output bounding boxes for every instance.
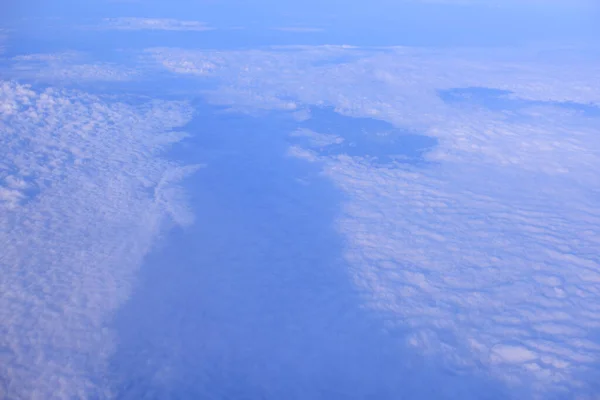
[1,0,599,47]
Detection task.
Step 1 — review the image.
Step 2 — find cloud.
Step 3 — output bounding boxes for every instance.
[287,115,600,394]
[102,17,213,31]
[0,81,199,399]
[6,37,597,397]
[147,45,600,106]
[146,43,600,397]
[4,52,140,85]
[289,128,344,147]
[317,154,600,396]
[145,47,221,76]
[12,58,138,83]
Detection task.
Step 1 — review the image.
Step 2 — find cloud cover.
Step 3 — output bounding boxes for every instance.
[0,81,198,399]
[149,44,600,398]
[3,14,599,395]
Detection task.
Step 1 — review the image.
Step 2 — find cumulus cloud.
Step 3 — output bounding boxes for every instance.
[314,154,600,397]
[145,47,221,76]
[147,44,600,397]
[102,17,213,31]
[6,34,597,397]
[288,121,600,396]
[0,81,199,399]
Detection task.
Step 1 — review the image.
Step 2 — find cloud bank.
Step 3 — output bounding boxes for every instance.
[148,44,600,398]
[0,81,199,399]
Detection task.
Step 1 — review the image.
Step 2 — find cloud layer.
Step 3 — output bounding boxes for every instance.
[4,17,600,396]
[0,81,198,399]
[102,17,212,31]
[9,52,138,83]
[148,44,600,397]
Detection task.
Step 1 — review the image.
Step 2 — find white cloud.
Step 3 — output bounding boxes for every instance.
[146,47,221,76]
[317,154,600,397]
[289,128,344,147]
[102,17,212,31]
[0,81,199,399]
[147,44,600,397]
[9,52,138,82]
[412,0,595,7]
[7,39,596,397]
[147,45,600,107]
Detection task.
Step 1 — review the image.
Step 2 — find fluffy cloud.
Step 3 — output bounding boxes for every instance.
[316,154,600,397]
[149,44,600,397]
[6,34,598,397]
[0,81,199,399]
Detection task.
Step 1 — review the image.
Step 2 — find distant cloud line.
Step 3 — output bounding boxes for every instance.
[102,17,213,31]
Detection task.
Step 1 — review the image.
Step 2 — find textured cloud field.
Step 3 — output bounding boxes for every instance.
[146,45,600,398]
[0,82,199,398]
[2,10,600,399]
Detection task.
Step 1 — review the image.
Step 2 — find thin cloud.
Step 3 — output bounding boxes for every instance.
[102,17,213,31]
[7,52,143,84]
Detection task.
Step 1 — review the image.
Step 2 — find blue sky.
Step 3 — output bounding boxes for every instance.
[2,0,599,47]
